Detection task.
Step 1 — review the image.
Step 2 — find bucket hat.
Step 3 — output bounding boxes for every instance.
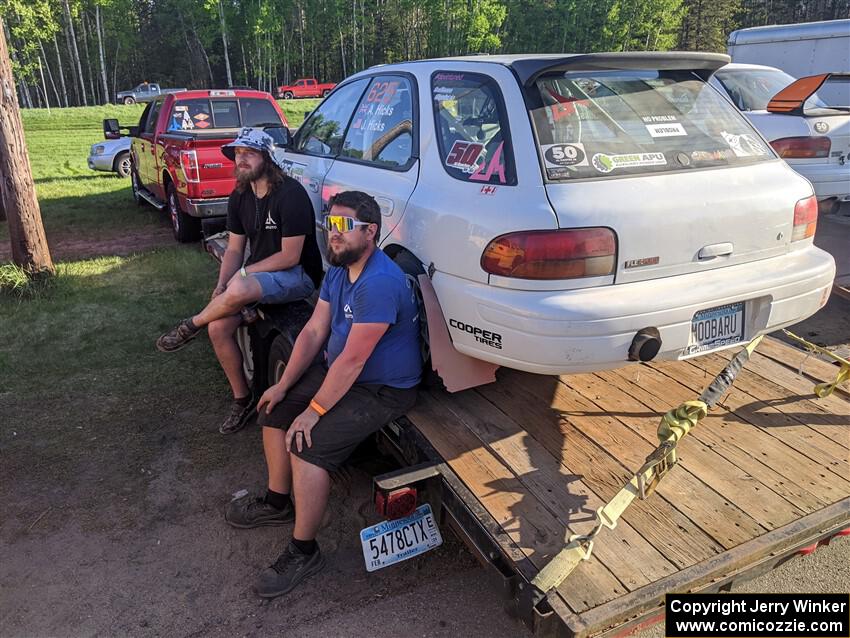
[221,127,284,169]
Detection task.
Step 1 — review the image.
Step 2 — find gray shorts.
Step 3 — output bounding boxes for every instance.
[257,364,418,473]
[252,266,315,305]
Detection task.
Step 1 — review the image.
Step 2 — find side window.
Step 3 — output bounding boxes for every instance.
[308,80,316,86]
[431,71,516,185]
[296,80,305,87]
[138,102,153,131]
[240,98,283,127]
[340,75,414,169]
[294,79,369,156]
[145,99,163,134]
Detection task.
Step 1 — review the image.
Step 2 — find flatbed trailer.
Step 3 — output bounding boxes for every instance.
[205,234,849,637]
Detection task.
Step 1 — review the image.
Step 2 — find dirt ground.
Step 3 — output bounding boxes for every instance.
[2,215,848,638]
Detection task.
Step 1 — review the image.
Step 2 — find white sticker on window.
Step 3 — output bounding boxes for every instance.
[542,143,588,168]
[180,111,195,130]
[645,122,687,137]
[721,131,769,157]
[591,152,667,173]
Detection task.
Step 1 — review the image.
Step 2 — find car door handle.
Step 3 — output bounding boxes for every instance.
[698,243,734,259]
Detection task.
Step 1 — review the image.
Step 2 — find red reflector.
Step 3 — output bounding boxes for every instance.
[481,228,616,280]
[792,195,818,241]
[180,150,200,183]
[770,136,830,159]
[376,487,418,520]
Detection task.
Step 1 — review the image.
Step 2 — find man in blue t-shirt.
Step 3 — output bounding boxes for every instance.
[224,190,422,598]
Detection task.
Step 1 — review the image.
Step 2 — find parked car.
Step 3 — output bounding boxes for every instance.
[107,88,289,242]
[711,64,850,213]
[116,82,187,105]
[272,52,835,375]
[276,78,336,99]
[87,136,131,177]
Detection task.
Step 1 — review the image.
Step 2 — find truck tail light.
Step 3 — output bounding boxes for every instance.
[770,136,831,159]
[792,196,818,241]
[180,150,200,183]
[481,228,617,280]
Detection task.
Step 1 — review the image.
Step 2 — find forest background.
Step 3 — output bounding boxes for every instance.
[2,0,848,109]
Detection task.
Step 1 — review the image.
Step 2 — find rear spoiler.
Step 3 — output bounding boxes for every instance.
[767,73,849,115]
[511,52,731,86]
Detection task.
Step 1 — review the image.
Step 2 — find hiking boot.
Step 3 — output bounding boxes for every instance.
[219,397,257,435]
[240,306,259,325]
[225,493,294,528]
[156,318,200,352]
[254,542,325,598]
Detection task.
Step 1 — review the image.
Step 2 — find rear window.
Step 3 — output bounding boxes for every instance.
[714,68,797,111]
[528,70,775,181]
[167,97,282,131]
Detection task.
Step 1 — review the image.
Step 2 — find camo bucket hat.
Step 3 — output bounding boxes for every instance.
[221,127,281,167]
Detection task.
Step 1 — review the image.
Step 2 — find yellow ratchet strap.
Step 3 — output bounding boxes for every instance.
[531,336,763,595]
[781,329,850,398]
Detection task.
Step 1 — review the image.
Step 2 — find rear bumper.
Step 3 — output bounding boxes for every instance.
[185,197,229,218]
[790,162,850,201]
[433,246,836,374]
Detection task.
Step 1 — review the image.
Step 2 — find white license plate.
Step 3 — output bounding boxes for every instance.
[360,503,442,572]
[687,302,745,355]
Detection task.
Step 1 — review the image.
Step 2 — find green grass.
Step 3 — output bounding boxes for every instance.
[0,98,321,246]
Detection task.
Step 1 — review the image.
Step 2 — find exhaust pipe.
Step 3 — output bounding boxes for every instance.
[629,327,662,362]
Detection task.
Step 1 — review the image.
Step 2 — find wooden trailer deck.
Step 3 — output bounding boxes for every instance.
[406,337,850,637]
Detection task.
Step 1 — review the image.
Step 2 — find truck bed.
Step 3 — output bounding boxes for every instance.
[404,338,849,637]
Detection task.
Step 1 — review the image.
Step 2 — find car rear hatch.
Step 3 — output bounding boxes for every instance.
[521,54,804,284]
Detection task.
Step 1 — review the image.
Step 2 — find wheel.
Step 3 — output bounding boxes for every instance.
[283,91,293,100]
[113,151,131,178]
[322,89,331,97]
[123,96,135,105]
[130,168,144,206]
[267,334,294,385]
[167,183,201,243]
[235,325,255,384]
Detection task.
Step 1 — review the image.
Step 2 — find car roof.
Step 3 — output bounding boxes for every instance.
[715,62,788,73]
[365,52,731,85]
[169,89,275,100]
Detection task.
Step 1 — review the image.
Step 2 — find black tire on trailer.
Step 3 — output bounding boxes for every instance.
[113,151,131,178]
[267,333,295,386]
[123,96,135,105]
[167,182,201,243]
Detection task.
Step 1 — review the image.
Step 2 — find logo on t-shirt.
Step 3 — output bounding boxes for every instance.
[264,208,277,230]
[343,303,353,320]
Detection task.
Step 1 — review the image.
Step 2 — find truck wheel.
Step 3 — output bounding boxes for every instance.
[283,91,293,100]
[235,325,254,384]
[113,152,131,178]
[167,183,201,243]
[322,89,331,97]
[131,169,144,206]
[123,96,135,105]
[267,334,294,385]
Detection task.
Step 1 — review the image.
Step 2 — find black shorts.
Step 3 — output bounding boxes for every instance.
[257,364,417,473]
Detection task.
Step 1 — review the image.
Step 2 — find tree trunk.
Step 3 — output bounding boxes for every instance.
[80,10,98,104]
[190,19,214,87]
[39,41,61,106]
[112,41,120,100]
[218,0,233,87]
[0,19,54,276]
[38,57,50,111]
[62,0,82,105]
[52,34,69,107]
[95,6,109,104]
[63,0,87,105]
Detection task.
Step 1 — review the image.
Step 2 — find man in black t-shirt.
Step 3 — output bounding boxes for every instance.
[157,128,322,434]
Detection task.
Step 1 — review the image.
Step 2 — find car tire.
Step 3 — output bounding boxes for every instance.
[113,152,131,178]
[283,91,293,100]
[267,333,294,386]
[123,96,135,105]
[167,183,201,243]
[131,168,144,206]
[322,89,331,97]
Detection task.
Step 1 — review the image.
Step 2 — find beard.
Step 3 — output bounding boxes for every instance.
[234,163,264,187]
[327,241,367,267]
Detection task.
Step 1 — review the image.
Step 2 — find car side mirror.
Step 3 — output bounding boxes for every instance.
[264,125,292,148]
[103,118,121,139]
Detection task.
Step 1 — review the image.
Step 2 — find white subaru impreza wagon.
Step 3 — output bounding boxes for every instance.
[275,52,835,375]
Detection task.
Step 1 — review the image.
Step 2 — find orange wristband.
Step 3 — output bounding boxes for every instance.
[309,399,327,416]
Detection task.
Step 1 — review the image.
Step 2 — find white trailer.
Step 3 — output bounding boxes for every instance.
[727,19,850,83]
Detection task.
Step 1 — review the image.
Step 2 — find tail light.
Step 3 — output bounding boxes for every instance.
[481,228,616,280]
[180,150,200,183]
[376,487,418,520]
[792,196,818,241]
[771,136,831,159]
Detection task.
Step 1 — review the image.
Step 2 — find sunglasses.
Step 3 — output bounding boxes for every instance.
[323,215,373,233]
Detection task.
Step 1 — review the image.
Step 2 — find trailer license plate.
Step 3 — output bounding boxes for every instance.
[360,504,442,572]
[688,302,744,354]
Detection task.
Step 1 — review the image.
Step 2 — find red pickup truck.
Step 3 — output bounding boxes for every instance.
[107,89,289,242]
[277,78,336,99]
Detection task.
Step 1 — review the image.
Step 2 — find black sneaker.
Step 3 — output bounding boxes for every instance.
[225,494,294,529]
[254,542,325,598]
[219,397,256,435]
[156,318,200,352]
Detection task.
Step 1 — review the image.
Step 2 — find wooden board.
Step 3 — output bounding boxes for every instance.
[405,337,850,620]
